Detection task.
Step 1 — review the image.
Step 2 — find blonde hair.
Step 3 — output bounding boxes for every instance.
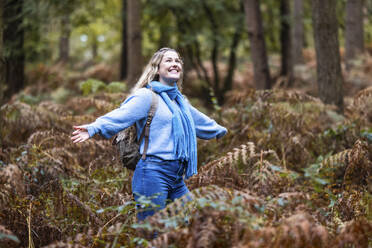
[131,47,184,93]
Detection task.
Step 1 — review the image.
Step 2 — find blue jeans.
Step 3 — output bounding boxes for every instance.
[132,156,190,221]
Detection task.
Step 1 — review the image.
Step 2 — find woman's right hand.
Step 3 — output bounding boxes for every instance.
[71,125,90,143]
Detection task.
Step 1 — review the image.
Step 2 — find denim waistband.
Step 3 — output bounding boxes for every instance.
[144,155,186,164]
[143,155,187,179]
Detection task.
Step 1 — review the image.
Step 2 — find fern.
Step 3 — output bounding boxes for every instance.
[241,212,329,248]
[188,141,292,196]
[333,218,372,248]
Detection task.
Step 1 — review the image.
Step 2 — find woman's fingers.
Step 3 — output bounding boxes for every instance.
[71,131,89,143]
[72,130,80,135]
[71,135,86,143]
[73,125,87,131]
[71,134,81,143]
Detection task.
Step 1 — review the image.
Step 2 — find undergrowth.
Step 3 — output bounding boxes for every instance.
[1,61,372,247]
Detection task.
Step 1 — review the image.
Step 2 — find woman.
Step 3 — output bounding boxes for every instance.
[71,47,227,221]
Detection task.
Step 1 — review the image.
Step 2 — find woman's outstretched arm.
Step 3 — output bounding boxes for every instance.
[187,103,227,140]
[70,88,152,142]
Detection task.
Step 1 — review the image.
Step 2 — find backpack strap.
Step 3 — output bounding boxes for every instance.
[138,90,159,160]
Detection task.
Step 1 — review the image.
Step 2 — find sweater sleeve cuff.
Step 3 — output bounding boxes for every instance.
[86,125,98,138]
[216,127,227,139]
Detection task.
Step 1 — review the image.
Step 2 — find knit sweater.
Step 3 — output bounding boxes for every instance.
[86,88,227,160]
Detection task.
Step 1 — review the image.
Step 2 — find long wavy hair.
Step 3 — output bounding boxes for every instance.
[131,47,184,93]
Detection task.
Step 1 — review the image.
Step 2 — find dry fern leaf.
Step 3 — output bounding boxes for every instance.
[192,216,219,248]
[336,189,365,221]
[353,86,372,103]
[41,241,86,248]
[187,142,283,191]
[343,140,372,189]
[319,149,352,182]
[350,86,372,123]
[150,228,189,248]
[0,224,20,247]
[318,140,372,191]
[0,164,25,196]
[27,130,71,149]
[266,192,311,221]
[39,101,71,116]
[333,218,372,248]
[188,141,291,195]
[241,212,329,248]
[146,185,262,232]
[66,97,116,115]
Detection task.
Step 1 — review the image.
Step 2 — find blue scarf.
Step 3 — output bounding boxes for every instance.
[147,81,197,179]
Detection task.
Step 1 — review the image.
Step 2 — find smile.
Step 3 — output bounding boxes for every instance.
[169,67,180,73]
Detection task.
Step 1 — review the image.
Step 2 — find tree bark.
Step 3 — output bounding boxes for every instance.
[158,20,170,49]
[312,0,344,112]
[292,0,304,65]
[92,37,98,60]
[280,0,293,86]
[4,0,25,99]
[127,0,143,86]
[201,0,221,103]
[0,0,4,103]
[58,13,71,64]
[120,0,127,80]
[222,15,243,104]
[243,0,271,90]
[345,0,364,70]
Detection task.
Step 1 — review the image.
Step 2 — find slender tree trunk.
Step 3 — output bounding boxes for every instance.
[92,37,98,60]
[243,0,271,89]
[292,0,304,65]
[127,0,142,86]
[159,21,170,49]
[222,15,243,104]
[345,0,364,70]
[4,0,25,98]
[201,0,221,103]
[312,0,344,112]
[120,0,127,80]
[280,0,293,86]
[0,0,4,103]
[58,13,70,64]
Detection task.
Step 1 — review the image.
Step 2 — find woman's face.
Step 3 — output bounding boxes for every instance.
[157,51,183,85]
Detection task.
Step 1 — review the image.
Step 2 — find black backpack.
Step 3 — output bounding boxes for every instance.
[112,90,159,170]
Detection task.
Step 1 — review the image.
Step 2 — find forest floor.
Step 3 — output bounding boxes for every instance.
[1,51,372,247]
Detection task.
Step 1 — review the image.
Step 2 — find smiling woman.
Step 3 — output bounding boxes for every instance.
[70,47,227,223]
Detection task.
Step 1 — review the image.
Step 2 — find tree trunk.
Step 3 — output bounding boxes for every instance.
[292,0,304,65]
[159,21,170,49]
[222,14,243,104]
[4,0,25,99]
[92,36,98,60]
[345,0,364,70]
[312,0,344,112]
[243,0,271,90]
[280,0,293,86]
[201,0,221,103]
[127,0,143,86]
[120,0,127,80]
[0,0,4,103]
[58,13,71,64]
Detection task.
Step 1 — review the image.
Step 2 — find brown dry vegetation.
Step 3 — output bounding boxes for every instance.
[1,53,372,247]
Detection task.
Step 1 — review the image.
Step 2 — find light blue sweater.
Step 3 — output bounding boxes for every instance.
[86,88,227,160]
